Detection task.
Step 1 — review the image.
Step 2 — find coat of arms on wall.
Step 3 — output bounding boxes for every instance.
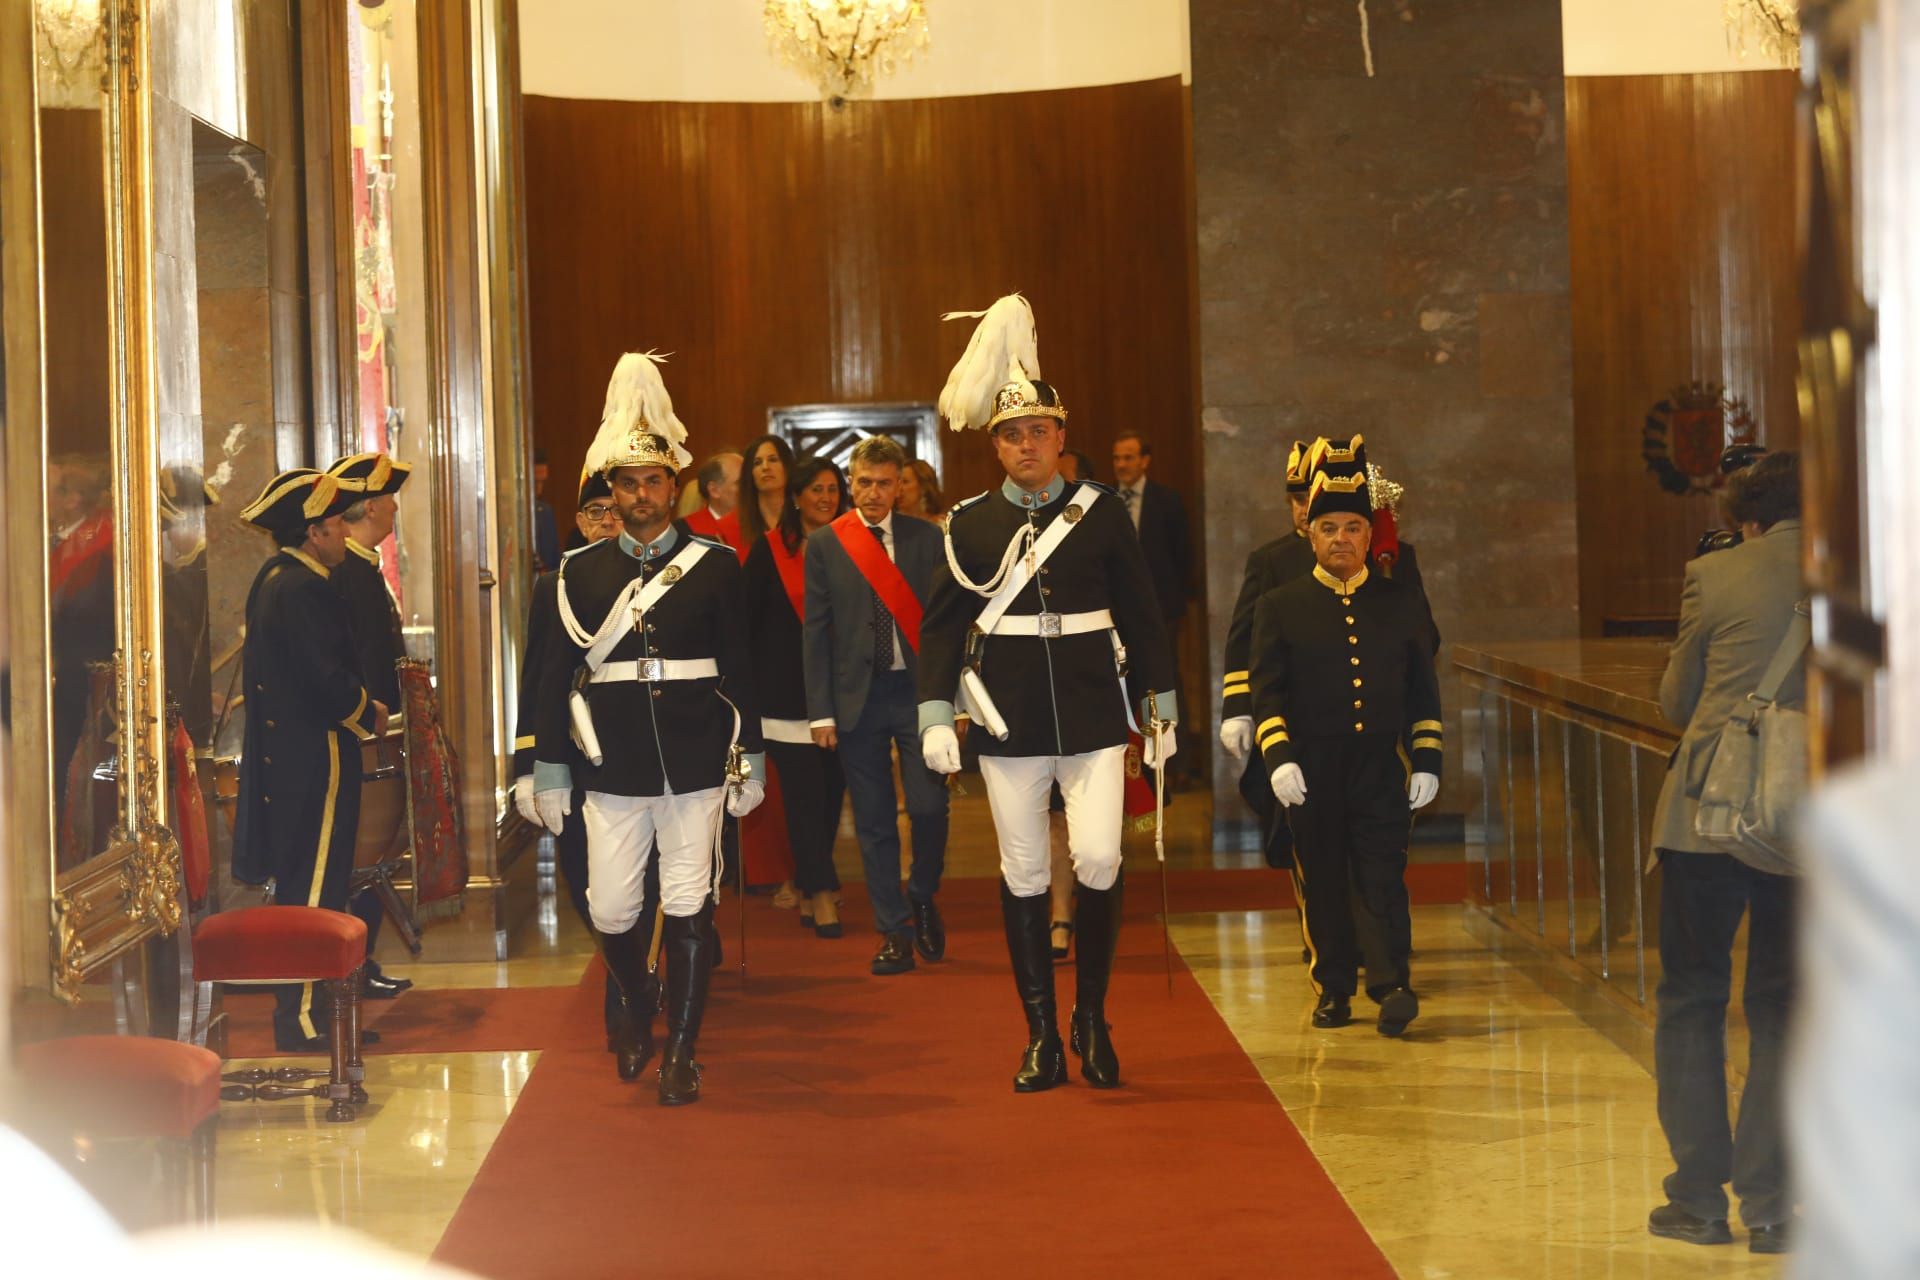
[1642,382,1758,495]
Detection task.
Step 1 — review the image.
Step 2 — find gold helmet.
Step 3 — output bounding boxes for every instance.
[937,293,1067,433]
[581,352,694,478]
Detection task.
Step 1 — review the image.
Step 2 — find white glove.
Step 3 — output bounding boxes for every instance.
[921,724,962,775]
[533,787,571,835]
[513,774,538,825]
[1407,771,1439,810]
[727,778,766,818]
[1143,721,1179,770]
[1269,763,1307,807]
[1219,716,1252,761]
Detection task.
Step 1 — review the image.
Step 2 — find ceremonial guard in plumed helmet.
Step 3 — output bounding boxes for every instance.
[1248,437,1442,1037]
[232,468,388,1051]
[531,353,765,1106]
[916,295,1177,1092]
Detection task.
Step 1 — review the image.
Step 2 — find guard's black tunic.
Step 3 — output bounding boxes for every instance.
[334,538,405,710]
[1249,564,1443,998]
[232,548,380,897]
[919,480,1175,758]
[535,524,763,795]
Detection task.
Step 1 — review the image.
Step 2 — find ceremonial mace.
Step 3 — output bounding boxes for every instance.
[1147,703,1174,996]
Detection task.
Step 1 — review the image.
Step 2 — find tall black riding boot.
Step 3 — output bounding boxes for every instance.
[657,903,715,1106]
[599,914,658,1081]
[1001,881,1067,1093]
[1070,872,1123,1088]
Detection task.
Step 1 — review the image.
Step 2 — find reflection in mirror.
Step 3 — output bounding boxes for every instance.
[37,7,118,873]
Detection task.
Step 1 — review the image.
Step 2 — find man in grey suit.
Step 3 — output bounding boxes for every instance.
[804,436,950,976]
[1646,451,1803,1256]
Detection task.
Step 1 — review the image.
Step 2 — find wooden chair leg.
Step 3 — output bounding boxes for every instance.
[346,962,369,1104]
[325,978,355,1123]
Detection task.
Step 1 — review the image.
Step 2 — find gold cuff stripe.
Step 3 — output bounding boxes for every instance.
[1411,719,1443,734]
[1222,669,1249,684]
[1222,683,1251,698]
[513,734,536,750]
[1256,716,1287,736]
[1411,736,1442,752]
[1260,730,1291,750]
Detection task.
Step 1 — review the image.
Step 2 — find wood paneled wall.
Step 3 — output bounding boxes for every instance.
[521,79,1197,510]
[1566,72,1800,630]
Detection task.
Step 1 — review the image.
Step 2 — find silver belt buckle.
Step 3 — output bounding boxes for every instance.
[637,657,664,682]
[1037,612,1063,638]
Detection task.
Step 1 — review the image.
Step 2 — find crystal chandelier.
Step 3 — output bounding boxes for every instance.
[764,0,930,103]
[1723,0,1801,67]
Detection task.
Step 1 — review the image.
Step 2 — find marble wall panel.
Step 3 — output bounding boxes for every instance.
[1191,0,1579,835]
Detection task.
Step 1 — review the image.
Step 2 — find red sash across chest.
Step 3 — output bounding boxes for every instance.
[830,511,922,654]
[766,531,806,622]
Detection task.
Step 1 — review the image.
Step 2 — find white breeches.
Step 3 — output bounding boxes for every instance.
[977,745,1127,898]
[582,788,723,929]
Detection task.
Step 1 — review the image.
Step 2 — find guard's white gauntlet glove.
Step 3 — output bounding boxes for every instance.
[1143,721,1179,770]
[1407,772,1439,810]
[513,774,539,825]
[1219,716,1253,761]
[1269,762,1308,808]
[533,787,571,836]
[921,724,962,775]
[727,778,766,818]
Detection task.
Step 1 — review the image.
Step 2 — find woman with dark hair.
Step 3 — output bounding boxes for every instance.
[738,434,798,556]
[743,456,850,934]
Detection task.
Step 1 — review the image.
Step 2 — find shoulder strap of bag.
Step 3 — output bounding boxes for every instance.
[973,483,1103,636]
[1750,602,1811,708]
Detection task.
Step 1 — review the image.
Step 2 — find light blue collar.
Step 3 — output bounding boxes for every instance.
[619,523,680,561]
[1001,474,1066,510]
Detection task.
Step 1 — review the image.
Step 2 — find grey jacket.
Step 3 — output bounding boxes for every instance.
[1649,519,1806,856]
[802,513,942,731]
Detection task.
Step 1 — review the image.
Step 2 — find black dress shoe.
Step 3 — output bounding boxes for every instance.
[1312,993,1351,1028]
[1376,987,1419,1038]
[1747,1221,1791,1254]
[910,897,946,961]
[871,930,916,976]
[1647,1203,1733,1245]
[362,971,413,999]
[657,1036,701,1106]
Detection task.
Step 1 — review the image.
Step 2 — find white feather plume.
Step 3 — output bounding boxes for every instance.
[937,294,1042,432]
[581,351,693,476]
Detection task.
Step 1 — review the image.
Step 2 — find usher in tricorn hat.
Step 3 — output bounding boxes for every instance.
[327,451,413,497]
[1284,440,1313,494]
[240,468,361,540]
[1305,434,1374,522]
[937,293,1068,433]
[581,352,694,478]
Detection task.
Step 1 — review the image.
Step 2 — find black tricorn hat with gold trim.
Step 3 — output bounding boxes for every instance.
[240,468,360,540]
[1284,440,1313,494]
[1305,434,1372,522]
[327,451,413,497]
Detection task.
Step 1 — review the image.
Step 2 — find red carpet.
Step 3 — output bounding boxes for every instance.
[428,872,1410,1279]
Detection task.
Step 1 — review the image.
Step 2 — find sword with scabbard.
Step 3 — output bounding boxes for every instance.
[726,743,751,981]
[1147,700,1173,996]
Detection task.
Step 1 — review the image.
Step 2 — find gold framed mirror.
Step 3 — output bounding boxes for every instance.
[3,0,181,1005]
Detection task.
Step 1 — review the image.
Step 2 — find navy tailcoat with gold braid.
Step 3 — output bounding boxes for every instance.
[332,538,405,710]
[535,523,763,796]
[918,479,1175,759]
[232,549,380,895]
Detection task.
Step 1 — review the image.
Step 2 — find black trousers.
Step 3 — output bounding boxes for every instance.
[1654,851,1796,1227]
[272,767,361,1040]
[1289,735,1410,999]
[767,740,844,896]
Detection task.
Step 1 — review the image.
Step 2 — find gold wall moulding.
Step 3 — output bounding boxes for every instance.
[764,0,930,103]
[50,822,181,1003]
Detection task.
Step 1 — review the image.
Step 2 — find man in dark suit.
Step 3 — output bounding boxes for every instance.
[803,434,949,976]
[1110,431,1191,626]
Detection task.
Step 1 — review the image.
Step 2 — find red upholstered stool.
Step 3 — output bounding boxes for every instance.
[193,905,368,1122]
[15,1035,223,1223]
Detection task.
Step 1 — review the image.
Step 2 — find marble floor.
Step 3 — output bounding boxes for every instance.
[207,825,1784,1277]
